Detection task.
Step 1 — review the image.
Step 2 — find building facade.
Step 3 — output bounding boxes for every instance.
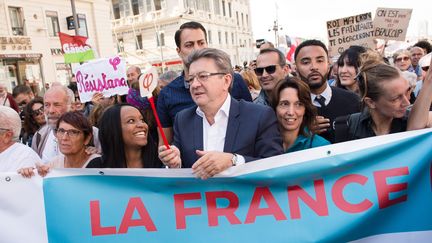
[111,0,255,72]
[0,0,114,94]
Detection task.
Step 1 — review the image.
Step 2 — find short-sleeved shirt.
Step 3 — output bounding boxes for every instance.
[0,143,40,172]
[157,72,252,128]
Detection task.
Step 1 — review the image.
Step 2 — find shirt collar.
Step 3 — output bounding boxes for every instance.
[310,82,332,104]
[196,94,231,119]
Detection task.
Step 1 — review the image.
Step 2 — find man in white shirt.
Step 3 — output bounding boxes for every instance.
[0,106,40,172]
[158,48,283,179]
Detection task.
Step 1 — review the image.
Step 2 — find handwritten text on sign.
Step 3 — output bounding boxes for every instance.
[327,12,374,57]
[74,56,128,103]
[139,66,158,98]
[373,8,412,41]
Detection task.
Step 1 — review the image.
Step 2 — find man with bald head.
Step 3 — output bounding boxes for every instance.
[410,46,425,80]
[0,106,41,171]
[126,65,141,86]
[32,85,101,163]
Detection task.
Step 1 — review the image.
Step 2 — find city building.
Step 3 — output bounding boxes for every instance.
[0,0,114,94]
[111,0,255,72]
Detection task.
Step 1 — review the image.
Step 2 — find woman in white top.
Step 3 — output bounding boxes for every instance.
[19,111,100,177]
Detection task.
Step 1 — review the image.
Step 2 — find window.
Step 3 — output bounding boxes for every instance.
[221,0,225,16]
[218,31,221,44]
[132,0,140,15]
[231,33,234,45]
[117,38,124,53]
[112,0,120,19]
[46,11,60,37]
[208,30,212,44]
[246,14,249,27]
[157,32,165,46]
[77,14,88,37]
[228,2,232,17]
[136,34,143,50]
[236,11,239,25]
[154,0,162,10]
[241,13,244,27]
[9,7,25,36]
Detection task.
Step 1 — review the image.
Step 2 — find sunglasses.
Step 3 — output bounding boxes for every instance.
[31,106,44,116]
[422,66,429,72]
[254,65,277,76]
[395,56,410,62]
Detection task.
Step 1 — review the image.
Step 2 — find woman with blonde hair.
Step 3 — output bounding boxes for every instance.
[241,69,261,101]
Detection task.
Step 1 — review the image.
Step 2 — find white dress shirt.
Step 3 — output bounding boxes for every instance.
[196,94,245,165]
[310,83,332,107]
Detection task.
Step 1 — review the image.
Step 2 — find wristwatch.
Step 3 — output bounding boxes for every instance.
[231,153,238,166]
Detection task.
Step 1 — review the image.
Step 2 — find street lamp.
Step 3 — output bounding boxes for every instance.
[268,20,282,47]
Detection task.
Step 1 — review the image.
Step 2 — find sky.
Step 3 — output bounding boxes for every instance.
[249,0,431,43]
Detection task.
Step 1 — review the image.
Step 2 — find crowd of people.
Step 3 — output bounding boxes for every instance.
[0,21,431,180]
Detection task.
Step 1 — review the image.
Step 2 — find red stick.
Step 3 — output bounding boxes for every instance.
[148,96,170,150]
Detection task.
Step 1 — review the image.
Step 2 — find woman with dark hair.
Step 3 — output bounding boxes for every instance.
[22,97,46,145]
[336,46,366,95]
[92,104,162,168]
[335,50,432,142]
[19,111,101,177]
[272,77,330,152]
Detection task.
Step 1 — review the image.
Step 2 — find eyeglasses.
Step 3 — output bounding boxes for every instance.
[31,106,44,116]
[395,56,410,62]
[55,128,82,138]
[185,72,227,86]
[254,65,277,76]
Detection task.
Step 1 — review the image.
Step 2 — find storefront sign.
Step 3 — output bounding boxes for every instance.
[0,36,32,51]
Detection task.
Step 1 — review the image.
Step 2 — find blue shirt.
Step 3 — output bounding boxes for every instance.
[157,72,252,127]
[285,134,330,153]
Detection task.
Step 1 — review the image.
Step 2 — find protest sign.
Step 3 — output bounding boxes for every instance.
[1,129,431,242]
[373,8,412,41]
[74,56,129,103]
[59,32,95,63]
[138,66,170,149]
[327,12,375,57]
[138,66,158,98]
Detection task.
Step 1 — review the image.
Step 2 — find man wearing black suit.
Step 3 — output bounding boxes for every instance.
[158,48,283,179]
[294,40,360,143]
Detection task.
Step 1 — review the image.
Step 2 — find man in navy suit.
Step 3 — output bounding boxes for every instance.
[158,48,283,179]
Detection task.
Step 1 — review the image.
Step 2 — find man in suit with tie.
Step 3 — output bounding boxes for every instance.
[294,40,360,143]
[158,48,283,179]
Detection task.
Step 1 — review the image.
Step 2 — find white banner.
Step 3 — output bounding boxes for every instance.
[0,174,47,243]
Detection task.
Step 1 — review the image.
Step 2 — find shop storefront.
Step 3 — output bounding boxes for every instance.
[0,36,45,95]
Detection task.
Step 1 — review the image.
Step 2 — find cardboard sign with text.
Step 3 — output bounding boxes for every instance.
[373,8,412,41]
[74,56,129,103]
[327,12,375,57]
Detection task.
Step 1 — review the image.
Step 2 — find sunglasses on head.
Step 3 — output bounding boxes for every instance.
[254,65,277,76]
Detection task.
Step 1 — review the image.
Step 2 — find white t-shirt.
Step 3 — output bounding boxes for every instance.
[0,143,41,172]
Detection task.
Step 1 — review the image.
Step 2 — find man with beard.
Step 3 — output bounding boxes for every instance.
[254,48,290,106]
[31,85,101,163]
[294,40,360,143]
